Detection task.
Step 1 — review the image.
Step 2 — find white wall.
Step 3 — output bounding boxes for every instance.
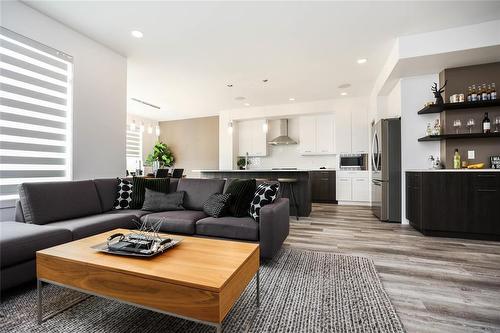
[219,97,369,169]
[1,1,127,220]
[399,74,440,223]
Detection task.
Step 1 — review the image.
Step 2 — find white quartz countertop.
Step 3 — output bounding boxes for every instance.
[193,169,337,173]
[406,169,500,172]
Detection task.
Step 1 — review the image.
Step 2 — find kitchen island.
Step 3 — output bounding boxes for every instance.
[406,170,500,241]
[193,169,336,217]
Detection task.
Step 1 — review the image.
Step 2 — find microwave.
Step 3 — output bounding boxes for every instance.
[340,154,367,170]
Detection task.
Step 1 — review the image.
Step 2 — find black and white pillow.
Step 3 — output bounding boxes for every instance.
[113,178,133,210]
[249,183,279,222]
[203,193,232,218]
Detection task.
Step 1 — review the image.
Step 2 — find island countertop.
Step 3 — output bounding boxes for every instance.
[193,169,337,173]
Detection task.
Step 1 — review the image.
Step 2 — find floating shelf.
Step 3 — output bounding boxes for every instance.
[418,132,500,142]
[417,99,500,114]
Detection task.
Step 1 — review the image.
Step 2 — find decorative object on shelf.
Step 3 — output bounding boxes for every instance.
[144,142,174,172]
[467,163,485,169]
[432,119,441,135]
[424,101,434,107]
[237,157,250,170]
[467,82,496,102]
[453,119,462,134]
[490,156,500,169]
[449,94,465,103]
[482,112,491,134]
[453,149,461,169]
[434,157,442,169]
[428,155,435,169]
[431,80,447,105]
[92,218,181,257]
[495,116,500,133]
[426,122,432,136]
[466,118,475,134]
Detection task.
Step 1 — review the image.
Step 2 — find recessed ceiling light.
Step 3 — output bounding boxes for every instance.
[244,103,250,106]
[357,58,367,64]
[235,96,246,101]
[131,30,143,38]
[289,98,295,101]
[341,92,348,96]
[338,83,351,89]
[263,79,269,83]
[227,84,233,87]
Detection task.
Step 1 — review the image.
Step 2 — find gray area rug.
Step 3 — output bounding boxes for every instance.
[0,248,405,332]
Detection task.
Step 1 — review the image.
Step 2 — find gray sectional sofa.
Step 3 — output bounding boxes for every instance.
[1,177,289,291]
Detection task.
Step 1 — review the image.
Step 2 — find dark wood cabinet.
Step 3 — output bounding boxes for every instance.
[406,171,500,241]
[311,171,336,203]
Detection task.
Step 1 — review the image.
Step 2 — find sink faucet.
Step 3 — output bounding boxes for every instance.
[245,152,249,170]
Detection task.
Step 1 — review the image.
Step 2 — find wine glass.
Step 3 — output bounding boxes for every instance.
[466,118,475,133]
[495,116,500,133]
[453,119,462,134]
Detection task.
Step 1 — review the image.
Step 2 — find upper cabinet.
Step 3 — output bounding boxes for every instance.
[237,119,267,157]
[351,108,369,153]
[335,109,369,154]
[334,110,351,154]
[299,115,335,155]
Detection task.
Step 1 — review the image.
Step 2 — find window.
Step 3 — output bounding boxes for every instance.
[126,126,142,173]
[0,27,73,202]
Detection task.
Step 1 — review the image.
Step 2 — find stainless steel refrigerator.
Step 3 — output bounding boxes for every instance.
[371,118,401,222]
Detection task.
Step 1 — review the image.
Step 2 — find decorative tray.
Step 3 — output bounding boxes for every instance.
[91,233,181,258]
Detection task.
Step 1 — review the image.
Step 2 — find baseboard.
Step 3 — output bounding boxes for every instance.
[337,201,370,206]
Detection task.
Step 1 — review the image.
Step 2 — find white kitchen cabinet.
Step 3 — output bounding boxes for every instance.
[336,177,352,201]
[237,119,267,157]
[298,116,316,154]
[351,109,369,153]
[299,114,334,155]
[334,109,352,154]
[336,171,369,203]
[352,177,369,201]
[316,115,335,154]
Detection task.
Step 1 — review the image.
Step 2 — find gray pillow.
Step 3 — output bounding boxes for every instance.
[141,189,185,212]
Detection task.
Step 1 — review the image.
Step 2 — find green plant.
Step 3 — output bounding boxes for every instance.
[145,141,174,167]
[237,157,250,168]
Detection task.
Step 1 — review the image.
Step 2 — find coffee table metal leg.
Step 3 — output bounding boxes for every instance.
[215,323,222,333]
[256,269,260,307]
[37,279,43,325]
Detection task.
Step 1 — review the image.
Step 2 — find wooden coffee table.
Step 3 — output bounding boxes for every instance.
[36,229,260,332]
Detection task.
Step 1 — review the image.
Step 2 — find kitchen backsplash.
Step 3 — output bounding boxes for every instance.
[248,143,338,169]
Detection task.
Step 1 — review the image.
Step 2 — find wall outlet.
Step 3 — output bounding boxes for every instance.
[468,150,475,160]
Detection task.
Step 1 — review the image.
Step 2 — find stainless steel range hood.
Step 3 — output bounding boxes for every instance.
[268,119,297,145]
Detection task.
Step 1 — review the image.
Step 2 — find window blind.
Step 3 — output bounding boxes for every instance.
[126,128,142,172]
[0,27,73,201]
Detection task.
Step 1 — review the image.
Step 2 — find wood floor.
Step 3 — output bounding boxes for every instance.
[283,204,500,333]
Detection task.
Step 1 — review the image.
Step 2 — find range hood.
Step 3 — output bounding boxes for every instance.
[268,119,297,145]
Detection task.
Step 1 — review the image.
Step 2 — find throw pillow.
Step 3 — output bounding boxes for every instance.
[224,178,256,217]
[249,183,280,222]
[113,178,133,210]
[203,193,232,218]
[130,177,170,209]
[141,189,185,212]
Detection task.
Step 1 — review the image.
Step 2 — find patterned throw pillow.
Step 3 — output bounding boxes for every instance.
[249,183,280,222]
[203,193,232,218]
[113,178,133,210]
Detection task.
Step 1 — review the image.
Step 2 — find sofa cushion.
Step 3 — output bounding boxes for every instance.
[0,222,72,268]
[196,216,259,241]
[94,178,120,212]
[141,189,185,212]
[141,210,208,235]
[130,177,170,209]
[18,180,102,225]
[104,209,151,219]
[113,178,133,210]
[203,193,231,218]
[176,178,225,210]
[224,178,256,217]
[48,213,137,240]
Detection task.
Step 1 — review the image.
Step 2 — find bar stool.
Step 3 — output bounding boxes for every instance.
[277,178,299,220]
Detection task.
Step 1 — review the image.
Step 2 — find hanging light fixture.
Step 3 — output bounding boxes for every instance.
[147,124,153,134]
[130,120,136,131]
[262,120,268,133]
[155,125,160,136]
[140,122,145,133]
[227,121,233,134]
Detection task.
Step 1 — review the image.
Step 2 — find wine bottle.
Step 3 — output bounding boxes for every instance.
[483,112,491,133]
[482,84,488,101]
[467,86,472,102]
[471,85,477,101]
[477,84,482,101]
[491,83,497,100]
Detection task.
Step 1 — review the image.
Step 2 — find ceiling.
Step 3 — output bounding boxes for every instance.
[25,1,500,121]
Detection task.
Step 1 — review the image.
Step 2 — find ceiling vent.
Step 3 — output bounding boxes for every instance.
[130,98,160,109]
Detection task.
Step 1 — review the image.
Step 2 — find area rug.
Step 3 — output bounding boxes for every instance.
[0,248,405,332]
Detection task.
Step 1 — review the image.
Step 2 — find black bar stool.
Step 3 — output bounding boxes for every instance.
[278,178,299,220]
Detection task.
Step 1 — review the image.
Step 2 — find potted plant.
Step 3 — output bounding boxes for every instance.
[145,142,175,173]
[237,157,250,170]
